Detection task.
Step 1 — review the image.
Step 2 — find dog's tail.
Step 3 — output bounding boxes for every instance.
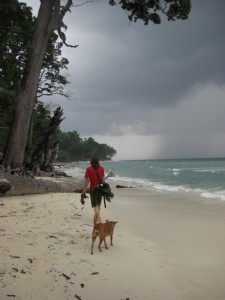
[93,213,99,228]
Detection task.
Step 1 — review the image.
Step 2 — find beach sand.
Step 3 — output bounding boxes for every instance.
[1,179,225,300]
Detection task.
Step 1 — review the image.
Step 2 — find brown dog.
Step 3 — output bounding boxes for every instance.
[91,213,118,255]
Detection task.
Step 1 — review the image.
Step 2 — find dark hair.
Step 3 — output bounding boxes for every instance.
[90,156,100,169]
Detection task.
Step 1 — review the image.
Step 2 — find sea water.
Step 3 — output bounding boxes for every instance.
[61,158,225,202]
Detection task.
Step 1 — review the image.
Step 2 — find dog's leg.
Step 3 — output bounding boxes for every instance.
[103,238,108,249]
[91,230,98,255]
[91,236,97,255]
[110,235,113,246]
[98,238,104,252]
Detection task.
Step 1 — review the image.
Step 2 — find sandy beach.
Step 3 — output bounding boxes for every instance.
[1,179,225,300]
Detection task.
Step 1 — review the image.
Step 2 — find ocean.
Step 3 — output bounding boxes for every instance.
[61,158,225,203]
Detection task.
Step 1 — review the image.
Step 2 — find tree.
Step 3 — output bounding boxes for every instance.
[54,132,117,161]
[0,0,71,158]
[2,0,191,171]
[2,0,77,170]
[55,130,83,161]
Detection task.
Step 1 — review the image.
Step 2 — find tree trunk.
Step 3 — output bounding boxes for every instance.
[26,109,34,164]
[3,0,60,170]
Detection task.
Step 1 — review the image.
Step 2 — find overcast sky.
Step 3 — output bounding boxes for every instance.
[23,0,225,160]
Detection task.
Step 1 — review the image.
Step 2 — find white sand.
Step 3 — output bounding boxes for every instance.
[1,182,225,300]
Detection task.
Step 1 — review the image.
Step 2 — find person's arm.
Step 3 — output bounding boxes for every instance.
[104,169,115,180]
[83,178,90,194]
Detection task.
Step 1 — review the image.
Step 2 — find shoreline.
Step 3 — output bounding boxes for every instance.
[1,178,225,299]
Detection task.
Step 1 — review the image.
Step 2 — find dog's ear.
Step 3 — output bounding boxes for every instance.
[105,220,118,224]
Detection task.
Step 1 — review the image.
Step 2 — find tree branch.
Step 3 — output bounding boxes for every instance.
[57,26,79,48]
[56,0,79,48]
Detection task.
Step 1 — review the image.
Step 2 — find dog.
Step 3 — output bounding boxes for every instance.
[91,213,118,255]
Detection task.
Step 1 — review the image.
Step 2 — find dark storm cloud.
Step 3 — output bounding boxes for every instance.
[22,0,225,159]
[52,0,225,135]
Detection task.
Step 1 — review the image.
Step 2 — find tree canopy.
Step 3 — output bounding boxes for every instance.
[55,132,117,162]
[109,0,191,25]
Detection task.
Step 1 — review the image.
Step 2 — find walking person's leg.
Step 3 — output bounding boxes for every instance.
[94,205,102,223]
[91,189,103,223]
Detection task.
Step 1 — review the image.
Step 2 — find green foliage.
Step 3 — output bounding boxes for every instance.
[55,133,117,162]
[32,102,52,145]
[0,0,34,90]
[109,0,191,25]
[0,88,15,153]
[38,34,71,99]
[0,0,34,155]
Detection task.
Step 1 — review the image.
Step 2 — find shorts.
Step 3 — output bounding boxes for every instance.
[90,188,102,207]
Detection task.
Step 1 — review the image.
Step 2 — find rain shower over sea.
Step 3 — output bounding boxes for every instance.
[62,158,225,202]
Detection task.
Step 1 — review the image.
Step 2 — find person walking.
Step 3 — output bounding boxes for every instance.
[83,156,105,223]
